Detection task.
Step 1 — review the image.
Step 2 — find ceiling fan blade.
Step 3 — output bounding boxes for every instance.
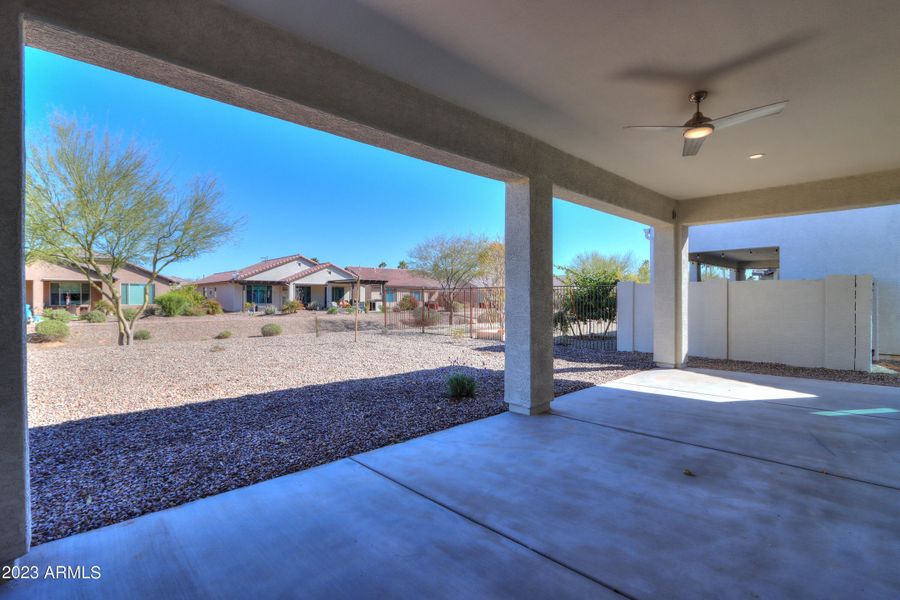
[682,136,706,157]
[710,100,788,130]
[623,125,685,131]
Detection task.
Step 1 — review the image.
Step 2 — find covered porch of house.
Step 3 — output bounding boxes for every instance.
[3,368,898,598]
[2,0,900,595]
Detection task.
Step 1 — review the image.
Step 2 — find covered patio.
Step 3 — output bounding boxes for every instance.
[3,369,898,598]
[2,0,900,596]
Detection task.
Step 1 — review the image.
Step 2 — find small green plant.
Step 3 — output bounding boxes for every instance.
[326,306,338,314]
[214,330,232,340]
[34,319,70,342]
[410,306,441,326]
[133,329,151,341]
[43,308,75,322]
[263,306,276,316]
[95,300,115,315]
[261,323,282,337]
[398,294,419,311]
[80,310,106,323]
[451,327,466,340]
[122,307,140,321]
[243,301,253,312]
[452,301,464,313]
[306,300,320,311]
[203,299,223,315]
[183,304,207,317]
[281,299,302,314]
[447,373,476,398]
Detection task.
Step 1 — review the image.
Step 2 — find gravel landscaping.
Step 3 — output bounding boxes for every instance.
[28,329,654,545]
[686,356,900,387]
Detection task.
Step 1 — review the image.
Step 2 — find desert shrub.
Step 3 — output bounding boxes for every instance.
[133,329,151,341]
[95,300,115,315]
[156,285,206,316]
[306,300,320,311]
[184,304,208,317]
[281,300,302,314]
[261,323,282,337]
[203,299,223,315]
[34,319,69,342]
[451,328,466,340]
[122,307,140,321]
[43,308,75,322]
[264,306,276,316]
[398,294,419,311]
[452,301,464,313]
[243,301,253,312]
[326,306,338,314]
[214,330,232,340]
[409,306,441,326]
[80,310,106,323]
[447,373,476,398]
[477,309,502,323]
[156,291,190,316]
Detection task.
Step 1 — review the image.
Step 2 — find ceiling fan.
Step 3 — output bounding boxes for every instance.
[624,91,788,156]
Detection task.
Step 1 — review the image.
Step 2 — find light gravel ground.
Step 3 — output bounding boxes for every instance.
[27,329,654,545]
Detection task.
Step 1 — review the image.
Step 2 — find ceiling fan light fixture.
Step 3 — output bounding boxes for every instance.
[683,125,714,139]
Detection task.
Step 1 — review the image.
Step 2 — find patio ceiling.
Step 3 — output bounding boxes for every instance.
[219,0,900,200]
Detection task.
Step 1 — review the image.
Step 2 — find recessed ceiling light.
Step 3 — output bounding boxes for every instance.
[748,153,765,160]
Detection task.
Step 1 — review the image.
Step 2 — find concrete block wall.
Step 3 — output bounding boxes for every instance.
[618,276,874,371]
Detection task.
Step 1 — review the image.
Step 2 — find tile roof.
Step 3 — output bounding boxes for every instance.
[279,262,355,284]
[193,254,318,285]
[346,266,441,288]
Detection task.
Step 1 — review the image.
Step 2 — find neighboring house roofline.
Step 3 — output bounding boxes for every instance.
[194,253,320,286]
[281,262,357,284]
[30,258,178,285]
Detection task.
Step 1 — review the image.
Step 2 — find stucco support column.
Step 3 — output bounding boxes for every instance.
[0,1,29,565]
[653,224,689,368]
[504,176,553,415]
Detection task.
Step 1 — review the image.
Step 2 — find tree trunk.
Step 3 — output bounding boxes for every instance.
[117,319,134,346]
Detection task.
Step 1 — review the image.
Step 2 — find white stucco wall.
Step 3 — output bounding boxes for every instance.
[618,277,873,371]
[688,204,900,355]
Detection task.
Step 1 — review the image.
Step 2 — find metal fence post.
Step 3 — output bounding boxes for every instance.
[422,287,426,334]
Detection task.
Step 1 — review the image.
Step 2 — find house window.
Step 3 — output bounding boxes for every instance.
[49,282,90,306]
[121,283,156,305]
[331,286,345,303]
[295,285,312,305]
[246,284,272,305]
[410,290,423,301]
[385,287,397,302]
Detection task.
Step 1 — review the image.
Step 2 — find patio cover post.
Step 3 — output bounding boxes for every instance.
[653,223,689,368]
[504,176,554,415]
[0,1,30,565]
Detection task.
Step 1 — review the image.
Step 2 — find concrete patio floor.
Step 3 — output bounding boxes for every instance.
[2,369,898,599]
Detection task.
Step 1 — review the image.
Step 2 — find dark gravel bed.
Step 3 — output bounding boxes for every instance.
[29,336,653,545]
[686,356,900,387]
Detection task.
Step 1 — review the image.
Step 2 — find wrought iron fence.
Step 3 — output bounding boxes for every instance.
[377,284,617,350]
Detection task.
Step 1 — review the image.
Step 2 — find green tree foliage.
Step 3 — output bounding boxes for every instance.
[408,234,488,325]
[26,116,237,345]
[396,260,409,269]
[377,261,387,268]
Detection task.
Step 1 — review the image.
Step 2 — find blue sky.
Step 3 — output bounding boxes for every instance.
[25,48,649,279]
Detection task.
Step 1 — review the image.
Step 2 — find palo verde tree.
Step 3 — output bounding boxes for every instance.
[27,116,237,345]
[408,234,487,325]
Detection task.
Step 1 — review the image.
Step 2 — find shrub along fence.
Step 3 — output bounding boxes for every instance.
[379,284,617,350]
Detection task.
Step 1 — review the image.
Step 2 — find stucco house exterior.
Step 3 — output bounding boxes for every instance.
[685,205,900,358]
[25,259,178,315]
[194,254,360,312]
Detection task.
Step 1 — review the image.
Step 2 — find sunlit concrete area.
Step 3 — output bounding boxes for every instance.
[3,369,897,599]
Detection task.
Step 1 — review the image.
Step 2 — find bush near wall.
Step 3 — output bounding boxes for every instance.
[43,309,75,322]
[156,285,207,316]
[34,319,70,342]
[281,300,302,314]
[80,310,106,323]
[398,295,419,311]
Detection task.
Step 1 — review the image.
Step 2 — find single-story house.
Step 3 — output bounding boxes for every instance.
[345,266,443,310]
[194,254,360,312]
[25,259,178,315]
